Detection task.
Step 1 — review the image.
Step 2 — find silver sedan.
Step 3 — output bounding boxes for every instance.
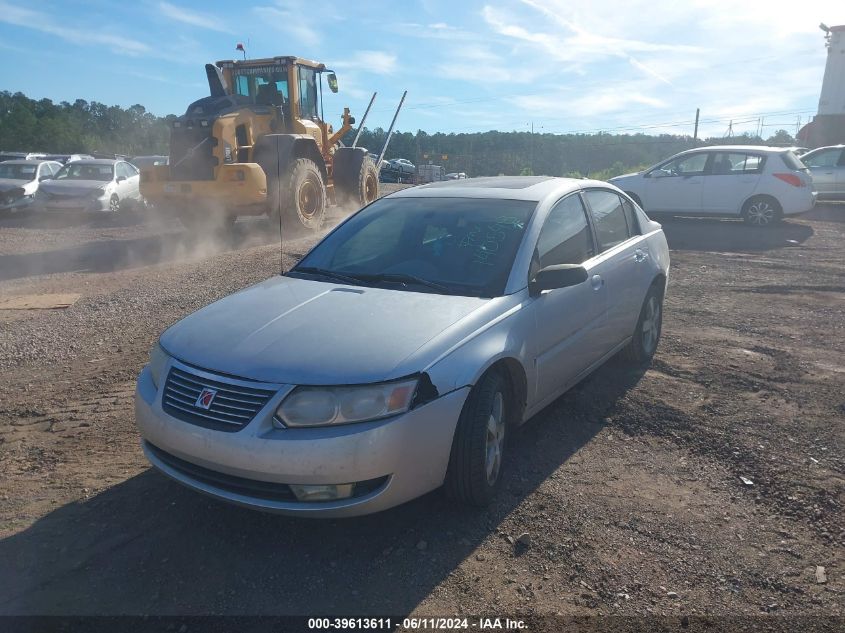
[135,176,670,517]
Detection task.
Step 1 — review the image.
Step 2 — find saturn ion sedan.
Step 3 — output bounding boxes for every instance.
[135,176,670,517]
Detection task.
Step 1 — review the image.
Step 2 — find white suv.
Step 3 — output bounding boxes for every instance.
[610,146,815,226]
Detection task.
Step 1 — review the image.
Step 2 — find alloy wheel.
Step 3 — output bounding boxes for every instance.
[746,200,774,226]
[641,296,661,354]
[485,392,506,485]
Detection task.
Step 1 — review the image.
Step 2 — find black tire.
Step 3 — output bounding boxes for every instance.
[620,282,664,365]
[335,155,379,209]
[741,196,782,227]
[445,370,511,506]
[273,158,325,233]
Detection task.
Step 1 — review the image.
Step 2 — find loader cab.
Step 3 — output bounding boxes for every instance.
[217,57,330,145]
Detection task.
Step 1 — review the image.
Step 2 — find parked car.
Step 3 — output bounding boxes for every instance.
[130,155,169,169]
[42,154,95,165]
[34,159,142,214]
[0,152,47,163]
[381,158,416,183]
[0,159,63,213]
[610,146,815,226]
[447,172,468,180]
[136,176,670,517]
[799,145,845,200]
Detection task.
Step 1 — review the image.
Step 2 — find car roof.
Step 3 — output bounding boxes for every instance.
[0,159,54,165]
[803,144,845,153]
[64,159,119,165]
[679,145,791,155]
[390,176,608,202]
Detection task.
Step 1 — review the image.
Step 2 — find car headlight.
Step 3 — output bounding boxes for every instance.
[148,343,169,389]
[276,378,419,428]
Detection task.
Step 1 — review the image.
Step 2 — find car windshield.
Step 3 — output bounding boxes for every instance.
[54,163,113,181]
[291,197,536,297]
[0,163,37,180]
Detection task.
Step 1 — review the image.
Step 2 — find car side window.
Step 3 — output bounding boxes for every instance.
[654,153,709,177]
[803,149,842,168]
[585,190,631,252]
[126,162,139,176]
[711,152,765,175]
[620,197,641,236]
[116,163,131,179]
[534,194,595,273]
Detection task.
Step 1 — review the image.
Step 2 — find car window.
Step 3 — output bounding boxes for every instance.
[620,197,641,236]
[803,149,842,168]
[534,194,594,272]
[297,197,535,297]
[710,152,765,175]
[584,190,631,251]
[654,153,709,177]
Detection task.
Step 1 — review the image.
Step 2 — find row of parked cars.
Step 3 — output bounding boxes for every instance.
[0,154,167,215]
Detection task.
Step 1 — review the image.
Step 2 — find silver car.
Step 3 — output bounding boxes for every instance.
[800,145,845,200]
[135,177,670,517]
[0,159,63,213]
[34,159,142,214]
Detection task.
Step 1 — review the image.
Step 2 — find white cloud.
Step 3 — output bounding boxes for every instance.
[158,2,231,33]
[0,1,150,56]
[253,3,321,46]
[332,51,398,75]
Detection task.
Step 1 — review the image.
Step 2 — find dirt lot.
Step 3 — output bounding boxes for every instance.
[0,193,842,625]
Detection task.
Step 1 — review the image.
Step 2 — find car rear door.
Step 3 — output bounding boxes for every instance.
[644,152,709,212]
[529,193,606,405]
[803,148,843,195]
[582,189,651,352]
[700,151,765,214]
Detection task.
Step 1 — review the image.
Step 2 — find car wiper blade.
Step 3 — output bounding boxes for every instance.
[359,273,451,293]
[290,267,364,286]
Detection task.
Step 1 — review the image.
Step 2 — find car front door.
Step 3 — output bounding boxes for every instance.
[530,193,606,405]
[643,152,709,212]
[582,189,649,352]
[700,151,765,214]
[803,148,843,195]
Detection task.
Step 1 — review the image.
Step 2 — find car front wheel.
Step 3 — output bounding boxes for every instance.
[621,283,664,365]
[445,369,510,506]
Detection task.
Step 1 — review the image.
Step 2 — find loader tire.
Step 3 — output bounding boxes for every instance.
[268,158,326,234]
[341,157,379,210]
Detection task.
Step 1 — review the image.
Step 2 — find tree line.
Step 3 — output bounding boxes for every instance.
[1,90,796,176]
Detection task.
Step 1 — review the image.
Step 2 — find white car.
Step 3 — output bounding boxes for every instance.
[34,159,143,215]
[610,146,815,226]
[0,159,63,213]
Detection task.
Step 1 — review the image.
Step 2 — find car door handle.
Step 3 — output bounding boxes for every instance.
[590,274,604,290]
[634,249,649,263]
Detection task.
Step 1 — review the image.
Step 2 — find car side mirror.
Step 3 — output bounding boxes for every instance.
[327,72,338,93]
[529,264,589,296]
[116,176,126,183]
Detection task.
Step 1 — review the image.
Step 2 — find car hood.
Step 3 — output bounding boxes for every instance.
[0,178,29,192]
[609,172,642,183]
[160,276,492,385]
[40,180,109,195]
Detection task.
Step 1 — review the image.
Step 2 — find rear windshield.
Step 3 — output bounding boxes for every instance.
[780,151,806,171]
[292,197,536,297]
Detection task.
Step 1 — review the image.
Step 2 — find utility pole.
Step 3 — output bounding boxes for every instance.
[693,108,700,140]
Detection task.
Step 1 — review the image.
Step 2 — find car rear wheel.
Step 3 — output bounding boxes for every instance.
[445,369,510,506]
[620,282,664,365]
[742,196,782,226]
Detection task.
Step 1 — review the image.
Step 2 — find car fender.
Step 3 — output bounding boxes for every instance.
[422,298,534,414]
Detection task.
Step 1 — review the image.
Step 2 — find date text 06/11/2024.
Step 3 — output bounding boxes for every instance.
[307,617,528,630]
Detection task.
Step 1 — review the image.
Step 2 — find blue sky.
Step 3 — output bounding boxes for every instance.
[2,1,845,138]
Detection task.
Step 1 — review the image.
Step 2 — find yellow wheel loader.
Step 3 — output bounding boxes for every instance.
[140,56,400,233]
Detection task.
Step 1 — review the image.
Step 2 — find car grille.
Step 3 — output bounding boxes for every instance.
[162,365,277,432]
[146,442,297,501]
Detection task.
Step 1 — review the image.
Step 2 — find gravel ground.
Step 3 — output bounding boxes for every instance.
[0,194,842,627]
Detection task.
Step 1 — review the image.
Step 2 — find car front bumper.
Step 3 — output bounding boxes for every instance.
[135,363,469,517]
[35,196,111,213]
